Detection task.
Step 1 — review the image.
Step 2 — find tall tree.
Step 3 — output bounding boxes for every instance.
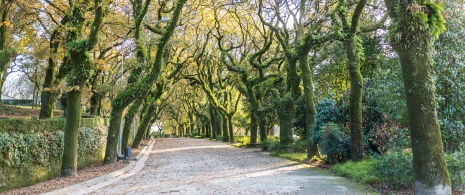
[0,0,16,98]
[60,0,109,177]
[384,0,451,193]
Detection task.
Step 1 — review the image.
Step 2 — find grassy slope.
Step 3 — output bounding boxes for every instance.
[0,105,63,118]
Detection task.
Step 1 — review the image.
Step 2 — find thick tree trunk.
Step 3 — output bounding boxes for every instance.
[346,37,364,161]
[278,99,294,149]
[103,107,124,164]
[384,0,451,193]
[298,54,318,158]
[60,90,82,176]
[122,98,143,153]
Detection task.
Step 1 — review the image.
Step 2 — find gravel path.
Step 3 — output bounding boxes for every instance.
[77,138,375,195]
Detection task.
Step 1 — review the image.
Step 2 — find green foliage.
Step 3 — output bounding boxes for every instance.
[315,123,351,164]
[373,151,465,191]
[439,119,465,153]
[0,127,106,192]
[259,140,280,151]
[332,159,379,184]
[271,152,307,162]
[0,118,109,133]
[373,151,413,189]
[445,151,465,192]
[233,135,250,144]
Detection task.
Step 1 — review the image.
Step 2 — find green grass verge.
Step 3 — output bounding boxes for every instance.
[332,159,379,184]
[271,152,307,162]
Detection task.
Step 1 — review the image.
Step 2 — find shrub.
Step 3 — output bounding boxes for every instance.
[0,127,107,192]
[293,139,307,153]
[315,123,350,164]
[332,159,379,184]
[445,151,465,192]
[373,152,413,189]
[439,119,465,153]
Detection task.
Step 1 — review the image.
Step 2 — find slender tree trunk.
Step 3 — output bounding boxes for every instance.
[122,98,143,153]
[133,105,155,148]
[222,115,229,142]
[384,0,451,193]
[258,111,267,143]
[210,105,218,140]
[206,121,211,138]
[227,115,234,143]
[60,90,82,176]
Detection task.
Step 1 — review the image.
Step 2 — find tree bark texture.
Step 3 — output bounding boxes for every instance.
[60,90,82,176]
[384,0,451,193]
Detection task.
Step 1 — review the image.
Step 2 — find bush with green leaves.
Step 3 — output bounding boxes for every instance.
[0,126,107,192]
[314,123,350,164]
[445,151,465,191]
[373,151,465,191]
[373,151,413,189]
[439,119,465,153]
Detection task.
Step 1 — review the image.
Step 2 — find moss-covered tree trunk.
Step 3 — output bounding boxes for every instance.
[338,0,367,162]
[278,98,295,149]
[384,0,451,193]
[60,0,106,177]
[227,115,234,143]
[209,105,218,140]
[222,115,229,142]
[133,105,155,148]
[0,2,12,99]
[40,15,70,119]
[121,98,143,153]
[298,54,318,158]
[247,86,259,144]
[258,110,267,143]
[60,90,82,176]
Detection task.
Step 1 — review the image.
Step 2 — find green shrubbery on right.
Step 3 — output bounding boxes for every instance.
[334,151,465,191]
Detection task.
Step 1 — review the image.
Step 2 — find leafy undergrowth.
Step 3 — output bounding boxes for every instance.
[332,159,379,184]
[271,152,307,162]
[0,105,63,118]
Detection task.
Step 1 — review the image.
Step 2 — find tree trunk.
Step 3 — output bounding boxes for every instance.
[384,0,451,193]
[210,105,218,140]
[103,107,124,164]
[60,90,82,176]
[133,105,155,148]
[222,114,229,142]
[346,36,364,161]
[89,92,102,117]
[122,98,143,153]
[227,115,234,143]
[298,54,318,158]
[258,111,267,143]
[278,98,294,151]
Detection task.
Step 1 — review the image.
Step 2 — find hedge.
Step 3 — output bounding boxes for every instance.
[0,126,108,192]
[0,117,110,134]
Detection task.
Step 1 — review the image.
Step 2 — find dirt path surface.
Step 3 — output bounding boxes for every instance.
[71,138,374,195]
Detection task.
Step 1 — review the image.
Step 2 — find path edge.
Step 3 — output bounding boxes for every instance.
[42,139,155,195]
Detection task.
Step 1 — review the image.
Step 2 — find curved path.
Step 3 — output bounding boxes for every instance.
[50,138,376,195]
